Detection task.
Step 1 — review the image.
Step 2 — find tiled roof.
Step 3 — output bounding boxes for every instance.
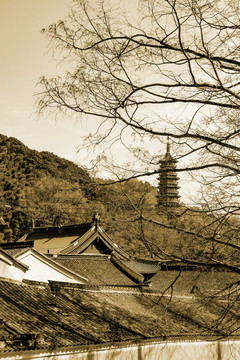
[0,241,34,252]
[150,269,240,294]
[123,258,161,274]
[111,254,145,283]
[3,247,33,257]
[61,227,131,259]
[13,223,132,260]
[51,255,137,286]
[18,223,94,254]
[0,248,28,271]
[26,223,93,238]
[1,278,240,353]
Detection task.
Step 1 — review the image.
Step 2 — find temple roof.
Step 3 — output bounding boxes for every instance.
[15,249,88,284]
[1,278,238,353]
[17,223,94,254]
[59,225,131,258]
[150,267,240,295]
[49,254,139,286]
[0,220,160,284]
[0,248,28,272]
[10,222,132,260]
[122,258,161,275]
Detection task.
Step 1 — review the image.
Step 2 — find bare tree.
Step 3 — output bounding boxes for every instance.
[37,0,240,271]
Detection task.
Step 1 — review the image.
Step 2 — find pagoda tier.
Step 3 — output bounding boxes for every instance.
[157,142,180,212]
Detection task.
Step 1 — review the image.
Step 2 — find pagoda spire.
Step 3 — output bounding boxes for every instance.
[166,136,171,159]
[157,140,180,213]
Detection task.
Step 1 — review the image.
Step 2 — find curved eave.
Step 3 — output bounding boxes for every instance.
[111,253,145,283]
[0,249,29,272]
[60,226,131,260]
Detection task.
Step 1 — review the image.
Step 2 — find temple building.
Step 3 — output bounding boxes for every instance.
[1,144,240,357]
[157,140,180,213]
[0,214,161,287]
[1,214,240,357]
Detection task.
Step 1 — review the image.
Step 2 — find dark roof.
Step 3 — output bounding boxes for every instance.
[0,241,34,252]
[123,258,161,274]
[14,223,132,261]
[25,223,93,238]
[50,255,138,286]
[3,247,33,257]
[18,223,94,254]
[0,249,28,271]
[150,269,240,295]
[61,226,131,259]
[1,278,238,353]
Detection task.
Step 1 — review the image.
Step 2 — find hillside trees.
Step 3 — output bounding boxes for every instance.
[0,134,163,250]
[36,0,240,265]
[0,134,98,241]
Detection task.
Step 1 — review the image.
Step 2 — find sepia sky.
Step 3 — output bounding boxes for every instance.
[0,0,139,165]
[0,0,194,199]
[0,0,98,164]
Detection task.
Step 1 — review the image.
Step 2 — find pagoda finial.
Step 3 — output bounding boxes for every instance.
[166,136,171,160]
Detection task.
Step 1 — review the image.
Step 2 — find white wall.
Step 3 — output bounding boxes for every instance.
[0,254,25,282]
[19,253,80,283]
[2,339,240,360]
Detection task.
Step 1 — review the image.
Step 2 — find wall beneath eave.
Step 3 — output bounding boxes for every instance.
[19,253,80,284]
[0,256,25,282]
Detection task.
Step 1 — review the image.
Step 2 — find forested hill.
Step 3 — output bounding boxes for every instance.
[0,133,95,198]
[0,134,159,256]
[0,134,235,261]
[0,134,94,238]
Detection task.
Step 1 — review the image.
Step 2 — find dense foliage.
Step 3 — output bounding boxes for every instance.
[1,134,240,264]
[0,134,159,256]
[0,134,95,239]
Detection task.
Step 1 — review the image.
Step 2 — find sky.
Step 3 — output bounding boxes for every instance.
[0,0,196,200]
[0,0,139,166]
[0,0,96,164]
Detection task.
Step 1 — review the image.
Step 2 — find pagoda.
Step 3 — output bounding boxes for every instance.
[157,140,180,212]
